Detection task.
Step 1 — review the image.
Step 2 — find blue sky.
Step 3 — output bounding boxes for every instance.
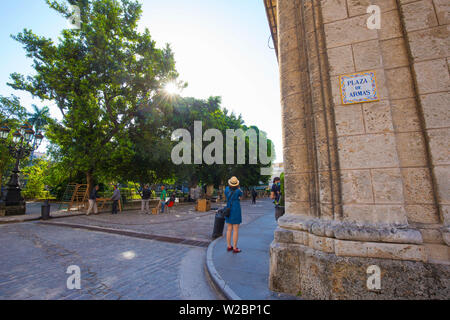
[0,0,282,161]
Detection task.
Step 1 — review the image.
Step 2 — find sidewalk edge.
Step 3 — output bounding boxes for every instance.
[205,236,242,301]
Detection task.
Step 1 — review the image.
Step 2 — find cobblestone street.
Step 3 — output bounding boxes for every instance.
[0,199,271,300]
[39,200,266,241]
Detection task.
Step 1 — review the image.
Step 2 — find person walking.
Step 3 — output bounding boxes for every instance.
[111,185,121,215]
[225,176,243,254]
[141,185,151,214]
[159,185,167,214]
[271,177,281,205]
[87,185,100,215]
[251,188,257,204]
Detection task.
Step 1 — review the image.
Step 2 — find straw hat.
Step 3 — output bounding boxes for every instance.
[228,176,240,187]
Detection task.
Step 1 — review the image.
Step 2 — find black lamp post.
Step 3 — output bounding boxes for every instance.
[0,123,44,216]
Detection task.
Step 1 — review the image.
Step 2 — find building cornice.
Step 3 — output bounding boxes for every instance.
[263,0,278,59]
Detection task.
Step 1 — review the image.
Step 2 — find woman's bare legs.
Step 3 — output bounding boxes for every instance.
[232,224,239,249]
[226,223,233,248]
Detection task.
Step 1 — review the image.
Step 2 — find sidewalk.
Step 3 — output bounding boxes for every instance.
[206,198,299,300]
[0,208,85,224]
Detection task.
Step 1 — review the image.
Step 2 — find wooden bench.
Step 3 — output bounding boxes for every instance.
[97,198,122,212]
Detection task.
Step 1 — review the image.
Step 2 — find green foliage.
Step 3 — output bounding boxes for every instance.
[21,159,47,200]
[28,105,51,133]
[9,0,179,190]
[279,172,285,207]
[6,0,276,193]
[157,96,274,189]
[43,160,86,200]
[0,95,28,188]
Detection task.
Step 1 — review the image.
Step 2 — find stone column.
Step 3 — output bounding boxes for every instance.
[397,0,450,254]
[269,0,449,299]
[278,0,315,219]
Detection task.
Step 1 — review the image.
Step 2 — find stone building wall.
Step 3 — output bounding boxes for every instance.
[264,0,449,299]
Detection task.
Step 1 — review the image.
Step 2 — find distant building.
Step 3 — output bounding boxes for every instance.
[32,152,46,159]
[270,162,284,186]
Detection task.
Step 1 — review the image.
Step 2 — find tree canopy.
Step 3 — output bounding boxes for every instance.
[5,0,275,198]
[9,0,179,190]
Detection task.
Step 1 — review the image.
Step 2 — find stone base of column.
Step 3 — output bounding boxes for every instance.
[269,241,450,299]
[0,201,26,216]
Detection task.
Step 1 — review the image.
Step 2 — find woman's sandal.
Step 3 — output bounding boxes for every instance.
[233,248,242,254]
[227,246,233,252]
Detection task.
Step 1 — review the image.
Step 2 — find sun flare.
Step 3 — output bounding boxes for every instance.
[164,82,180,95]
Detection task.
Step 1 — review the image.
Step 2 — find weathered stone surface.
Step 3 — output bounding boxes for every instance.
[434,165,450,203]
[402,168,435,204]
[371,169,404,203]
[343,204,408,225]
[396,132,428,167]
[346,0,397,17]
[406,204,440,224]
[353,40,383,71]
[433,0,450,25]
[334,239,367,257]
[428,129,450,165]
[385,67,415,99]
[337,133,399,169]
[402,0,439,32]
[321,0,348,23]
[269,242,450,299]
[340,170,373,204]
[324,15,378,48]
[424,243,450,262]
[335,105,365,136]
[420,228,444,244]
[408,26,450,62]
[391,98,422,132]
[421,92,450,129]
[380,38,409,69]
[365,242,426,261]
[266,0,450,300]
[414,59,450,94]
[362,101,393,134]
[378,10,403,40]
[327,45,354,76]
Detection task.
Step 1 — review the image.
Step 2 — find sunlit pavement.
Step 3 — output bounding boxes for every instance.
[38,201,265,242]
[208,198,299,300]
[0,221,219,300]
[0,199,269,300]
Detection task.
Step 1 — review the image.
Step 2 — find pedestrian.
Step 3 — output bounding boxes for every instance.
[141,184,151,214]
[165,192,176,214]
[111,185,121,215]
[270,177,281,205]
[87,184,100,215]
[225,176,243,254]
[251,188,257,204]
[159,185,167,213]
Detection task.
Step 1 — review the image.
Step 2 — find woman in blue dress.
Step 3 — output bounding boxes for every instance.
[225,176,243,253]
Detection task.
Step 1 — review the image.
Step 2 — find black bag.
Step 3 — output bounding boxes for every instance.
[219,189,235,218]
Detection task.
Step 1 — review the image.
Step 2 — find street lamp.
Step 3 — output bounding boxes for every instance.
[0,125,10,139]
[0,123,45,216]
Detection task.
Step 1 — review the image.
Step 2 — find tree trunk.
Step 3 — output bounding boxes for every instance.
[86,170,94,194]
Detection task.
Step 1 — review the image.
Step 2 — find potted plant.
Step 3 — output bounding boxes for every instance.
[275,173,285,221]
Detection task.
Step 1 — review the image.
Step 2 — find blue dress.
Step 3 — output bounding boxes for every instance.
[225,188,243,225]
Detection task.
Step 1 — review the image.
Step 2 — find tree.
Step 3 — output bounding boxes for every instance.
[21,158,48,200]
[27,105,52,165]
[28,105,51,133]
[163,96,274,190]
[9,0,179,192]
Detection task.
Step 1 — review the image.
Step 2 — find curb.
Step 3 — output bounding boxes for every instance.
[205,236,242,300]
[0,211,86,225]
